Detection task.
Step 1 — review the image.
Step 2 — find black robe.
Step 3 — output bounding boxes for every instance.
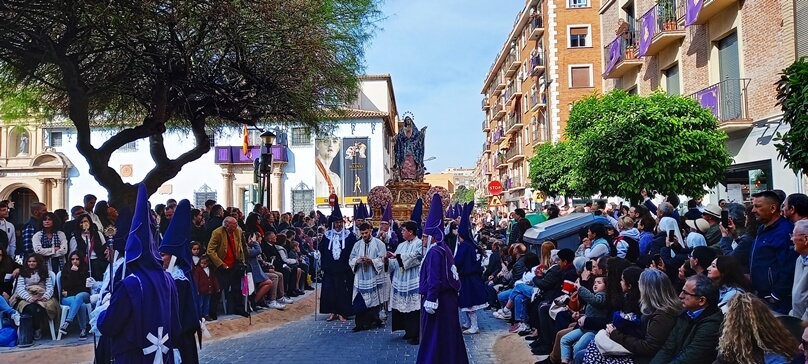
[318,232,356,317]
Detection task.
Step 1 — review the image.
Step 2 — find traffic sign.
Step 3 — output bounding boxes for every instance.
[489,195,504,207]
[328,194,337,207]
[487,181,504,195]
[533,191,546,203]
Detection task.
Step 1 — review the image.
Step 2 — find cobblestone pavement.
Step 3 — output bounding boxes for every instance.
[199,307,507,364]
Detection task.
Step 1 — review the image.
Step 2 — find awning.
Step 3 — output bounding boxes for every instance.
[499,135,512,149]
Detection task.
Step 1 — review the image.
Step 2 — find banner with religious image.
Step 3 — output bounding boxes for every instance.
[686,0,703,26]
[695,85,719,118]
[315,137,343,205]
[638,9,656,57]
[342,137,370,206]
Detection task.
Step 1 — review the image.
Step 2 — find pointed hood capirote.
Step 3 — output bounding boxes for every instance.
[458,201,476,245]
[364,201,372,219]
[328,196,344,224]
[410,198,423,223]
[110,206,132,255]
[422,194,445,244]
[158,199,194,274]
[445,204,454,219]
[382,201,393,222]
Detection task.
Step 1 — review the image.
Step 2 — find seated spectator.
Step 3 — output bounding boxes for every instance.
[688,246,716,276]
[532,249,579,355]
[59,251,90,339]
[716,292,799,364]
[636,215,656,257]
[649,274,723,364]
[32,212,68,273]
[559,275,610,363]
[245,232,273,309]
[684,218,710,248]
[674,260,696,293]
[584,223,612,259]
[492,252,540,334]
[706,255,750,313]
[0,245,21,326]
[613,216,640,262]
[580,268,682,364]
[649,217,683,258]
[12,254,59,340]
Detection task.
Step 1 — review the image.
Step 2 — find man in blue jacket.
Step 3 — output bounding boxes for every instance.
[750,190,797,314]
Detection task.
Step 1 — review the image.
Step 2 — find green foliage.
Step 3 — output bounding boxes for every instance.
[528,141,585,197]
[476,196,488,208]
[451,185,475,204]
[774,57,808,175]
[530,90,731,200]
[0,0,383,205]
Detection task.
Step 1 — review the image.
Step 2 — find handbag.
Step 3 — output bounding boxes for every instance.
[567,291,580,312]
[549,295,569,320]
[594,329,631,356]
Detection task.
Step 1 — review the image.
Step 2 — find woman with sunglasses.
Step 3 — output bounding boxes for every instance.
[32,212,68,273]
[59,251,90,339]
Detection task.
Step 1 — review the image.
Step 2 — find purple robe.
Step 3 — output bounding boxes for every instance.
[454,242,488,311]
[98,270,181,363]
[417,242,469,364]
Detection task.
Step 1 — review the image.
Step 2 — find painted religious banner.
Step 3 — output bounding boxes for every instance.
[695,84,719,118]
[315,137,343,205]
[638,9,656,57]
[686,0,703,26]
[603,37,622,78]
[342,137,370,205]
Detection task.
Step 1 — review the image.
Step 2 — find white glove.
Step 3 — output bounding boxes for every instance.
[425,307,436,315]
[85,277,96,288]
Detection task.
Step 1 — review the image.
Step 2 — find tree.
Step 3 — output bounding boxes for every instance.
[451,185,475,204]
[564,90,732,200]
[0,0,382,206]
[774,57,808,175]
[528,141,585,197]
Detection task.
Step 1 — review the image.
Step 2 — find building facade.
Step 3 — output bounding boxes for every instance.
[0,75,399,222]
[478,0,603,210]
[600,0,808,201]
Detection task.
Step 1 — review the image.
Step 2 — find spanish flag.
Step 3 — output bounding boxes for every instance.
[242,124,249,155]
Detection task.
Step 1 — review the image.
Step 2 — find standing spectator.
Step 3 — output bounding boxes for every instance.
[202,199,216,221]
[59,251,90,339]
[193,256,222,320]
[750,190,797,314]
[190,208,206,245]
[508,209,527,245]
[790,219,808,320]
[32,212,68,273]
[69,213,108,281]
[718,203,757,273]
[206,216,249,317]
[684,199,703,220]
[649,274,723,364]
[700,204,723,249]
[93,201,113,229]
[716,293,799,364]
[706,255,751,313]
[0,201,16,258]
[159,204,174,235]
[204,205,225,242]
[63,206,86,243]
[21,202,47,256]
[784,193,808,223]
[82,194,103,231]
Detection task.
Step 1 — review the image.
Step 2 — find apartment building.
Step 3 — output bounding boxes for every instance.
[478,0,603,210]
[600,0,808,202]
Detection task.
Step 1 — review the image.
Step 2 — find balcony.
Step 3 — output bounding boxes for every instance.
[214,145,288,164]
[529,91,546,113]
[529,16,544,40]
[505,145,525,163]
[481,98,491,111]
[482,119,490,132]
[685,0,739,26]
[637,1,686,57]
[505,113,523,135]
[494,75,506,95]
[505,52,520,78]
[689,78,752,132]
[491,129,504,144]
[492,103,506,121]
[602,31,643,79]
[530,53,545,78]
[508,180,526,192]
[496,153,509,169]
[505,83,520,107]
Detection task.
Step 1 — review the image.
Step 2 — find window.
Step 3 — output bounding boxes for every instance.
[569,26,590,48]
[569,0,589,8]
[207,133,216,147]
[49,131,62,147]
[194,184,217,208]
[119,140,138,152]
[291,182,315,214]
[291,127,312,146]
[569,65,593,88]
[665,64,680,95]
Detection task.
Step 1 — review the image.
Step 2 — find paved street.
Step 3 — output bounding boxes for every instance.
[199,307,506,364]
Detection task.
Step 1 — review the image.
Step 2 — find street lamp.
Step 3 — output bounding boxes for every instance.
[260,130,276,210]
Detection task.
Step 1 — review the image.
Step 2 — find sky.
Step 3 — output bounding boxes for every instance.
[363,0,526,173]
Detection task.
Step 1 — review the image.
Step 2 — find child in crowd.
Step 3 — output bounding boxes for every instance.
[192,255,220,320]
[560,276,610,363]
[190,241,202,266]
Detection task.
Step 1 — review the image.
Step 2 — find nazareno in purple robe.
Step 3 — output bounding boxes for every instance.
[416,242,469,364]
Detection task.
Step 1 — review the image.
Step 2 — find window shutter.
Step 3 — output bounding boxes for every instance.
[797,0,808,58]
[571,67,590,88]
[570,27,588,36]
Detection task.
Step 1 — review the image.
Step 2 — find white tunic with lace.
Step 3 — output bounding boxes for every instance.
[389,238,424,313]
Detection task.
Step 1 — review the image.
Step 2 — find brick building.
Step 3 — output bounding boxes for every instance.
[600,0,808,201]
[478,0,603,211]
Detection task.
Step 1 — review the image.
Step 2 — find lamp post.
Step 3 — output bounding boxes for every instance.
[260,130,276,210]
